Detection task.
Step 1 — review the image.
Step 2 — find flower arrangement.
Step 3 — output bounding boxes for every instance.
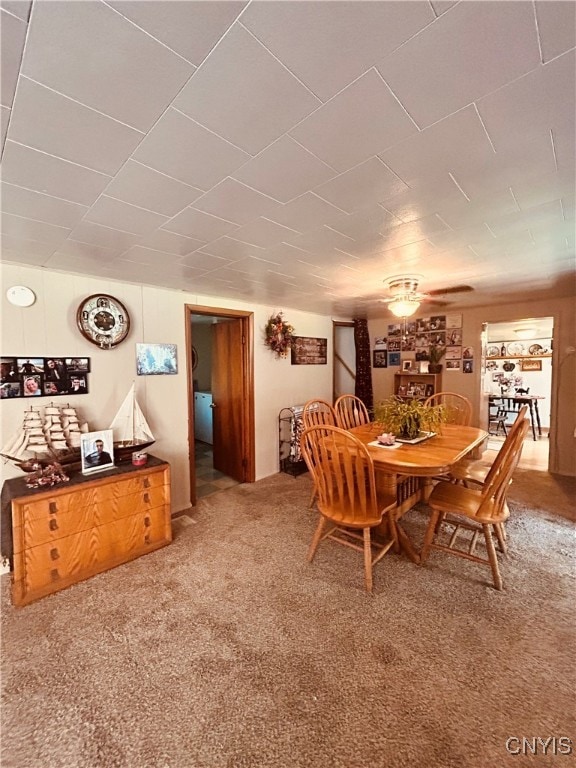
[264,312,295,358]
[374,396,446,440]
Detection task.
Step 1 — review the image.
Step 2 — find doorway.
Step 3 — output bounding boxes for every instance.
[333,321,356,402]
[185,304,255,505]
[484,316,553,471]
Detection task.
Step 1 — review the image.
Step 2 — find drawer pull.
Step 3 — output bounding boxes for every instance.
[144,534,150,545]
[49,519,59,531]
[50,569,60,581]
[143,493,150,503]
[49,502,58,514]
[144,516,151,527]
[50,548,59,561]
[143,478,151,488]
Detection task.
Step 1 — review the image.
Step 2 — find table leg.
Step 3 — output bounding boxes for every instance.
[375,471,423,563]
[533,399,542,437]
[528,401,537,441]
[394,519,421,564]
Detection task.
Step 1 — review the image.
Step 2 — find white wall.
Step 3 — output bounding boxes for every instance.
[1,264,336,512]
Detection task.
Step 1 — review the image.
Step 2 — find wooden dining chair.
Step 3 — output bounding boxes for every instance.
[301,399,337,429]
[450,405,528,488]
[334,394,370,430]
[420,418,529,590]
[300,425,396,592]
[301,399,338,508]
[423,391,472,426]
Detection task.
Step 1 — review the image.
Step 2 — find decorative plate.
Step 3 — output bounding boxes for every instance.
[529,343,543,355]
[487,345,500,358]
[506,341,525,356]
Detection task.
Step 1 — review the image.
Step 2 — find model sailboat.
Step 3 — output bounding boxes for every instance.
[109,384,155,460]
[0,404,88,471]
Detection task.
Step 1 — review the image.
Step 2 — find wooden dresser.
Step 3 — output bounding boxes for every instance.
[1,456,171,607]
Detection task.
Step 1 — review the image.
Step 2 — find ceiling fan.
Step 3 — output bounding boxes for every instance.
[382,275,474,317]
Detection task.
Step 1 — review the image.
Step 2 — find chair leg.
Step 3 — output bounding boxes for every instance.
[308,516,327,562]
[420,509,441,563]
[483,524,503,590]
[308,481,317,509]
[493,522,507,554]
[363,527,373,593]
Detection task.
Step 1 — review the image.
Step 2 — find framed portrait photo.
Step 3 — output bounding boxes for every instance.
[81,430,114,474]
[372,350,387,368]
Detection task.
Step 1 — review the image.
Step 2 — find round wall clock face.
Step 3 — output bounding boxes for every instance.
[76,294,130,348]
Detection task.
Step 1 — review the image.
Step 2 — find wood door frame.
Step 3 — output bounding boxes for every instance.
[184,304,255,506]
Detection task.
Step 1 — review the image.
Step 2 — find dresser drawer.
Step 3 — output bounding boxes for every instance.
[6,458,171,606]
[16,506,171,598]
[13,485,168,552]
[15,468,168,521]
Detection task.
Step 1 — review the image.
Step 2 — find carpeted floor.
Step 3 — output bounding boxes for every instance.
[1,469,575,768]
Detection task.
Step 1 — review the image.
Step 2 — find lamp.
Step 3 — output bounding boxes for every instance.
[514,327,537,340]
[388,296,421,318]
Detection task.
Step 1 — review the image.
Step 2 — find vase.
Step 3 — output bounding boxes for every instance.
[428,364,443,374]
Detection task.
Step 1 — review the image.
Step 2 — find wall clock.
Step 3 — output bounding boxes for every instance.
[76,294,130,349]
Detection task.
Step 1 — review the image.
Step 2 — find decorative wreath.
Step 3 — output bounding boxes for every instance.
[264,312,295,358]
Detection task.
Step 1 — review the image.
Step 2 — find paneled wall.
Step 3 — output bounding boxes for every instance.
[1,263,335,511]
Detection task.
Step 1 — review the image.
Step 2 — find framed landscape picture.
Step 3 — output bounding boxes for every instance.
[136,343,178,375]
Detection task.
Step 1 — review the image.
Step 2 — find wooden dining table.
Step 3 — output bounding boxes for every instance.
[349,422,488,564]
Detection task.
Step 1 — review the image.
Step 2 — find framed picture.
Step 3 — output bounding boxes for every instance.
[425,384,434,398]
[388,352,401,367]
[22,374,43,397]
[44,357,68,392]
[291,337,327,365]
[521,359,542,372]
[1,357,19,384]
[0,381,21,399]
[136,343,178,375]
[372,350,387,368]
[402,360,412,372]
[81,430,114,474]
[67,374,88,395]
[65,357,90,373]
[409,381,426,398]
[398,384,408,397]
[17,357,44,375]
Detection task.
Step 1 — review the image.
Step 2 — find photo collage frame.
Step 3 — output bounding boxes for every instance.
[0,357,90,399]
[373,314,470,372]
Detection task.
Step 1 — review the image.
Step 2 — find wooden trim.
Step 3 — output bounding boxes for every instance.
[184,304,255,507]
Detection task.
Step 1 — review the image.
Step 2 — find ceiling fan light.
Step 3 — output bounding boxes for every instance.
[389,297,420,318]
[514,327,537,339]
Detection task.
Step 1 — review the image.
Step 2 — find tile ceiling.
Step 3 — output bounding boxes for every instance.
[1,0,575,317]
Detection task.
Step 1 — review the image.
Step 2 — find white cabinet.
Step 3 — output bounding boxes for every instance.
[194,392,213,444]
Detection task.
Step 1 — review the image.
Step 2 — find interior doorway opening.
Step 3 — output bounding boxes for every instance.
[333,321,356,403]
[484,316,553,471]
[185,305,254,505]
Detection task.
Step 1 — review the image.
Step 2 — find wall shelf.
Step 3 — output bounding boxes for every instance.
[394,372,441,401]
